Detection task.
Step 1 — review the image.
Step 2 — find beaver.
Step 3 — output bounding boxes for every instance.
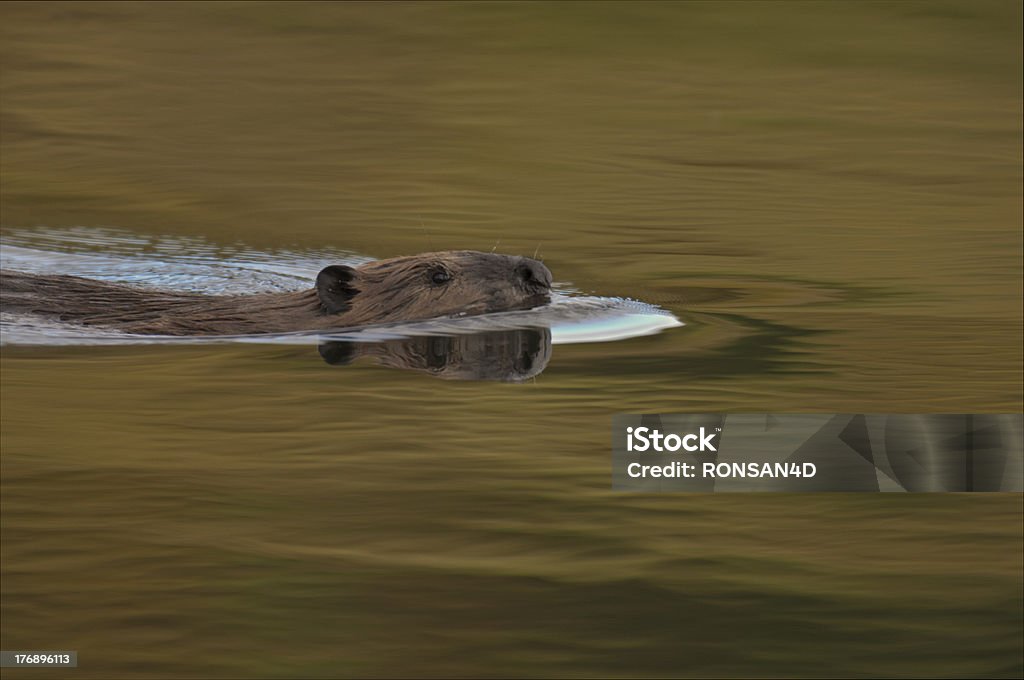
[0,251,553,336]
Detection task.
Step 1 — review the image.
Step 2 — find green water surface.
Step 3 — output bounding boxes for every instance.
[1,2,1022,678]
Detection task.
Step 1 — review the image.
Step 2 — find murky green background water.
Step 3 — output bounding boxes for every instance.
[2,2,1022,678]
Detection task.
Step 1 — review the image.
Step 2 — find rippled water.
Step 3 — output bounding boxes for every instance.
[1,2,1021,678]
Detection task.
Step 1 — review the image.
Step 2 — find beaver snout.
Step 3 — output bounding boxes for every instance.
[514,258,553,291]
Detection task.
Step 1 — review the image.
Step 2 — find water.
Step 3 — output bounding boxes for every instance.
[1,2,1021,678]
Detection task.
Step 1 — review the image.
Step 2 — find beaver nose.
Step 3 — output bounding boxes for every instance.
[516,259,552,289]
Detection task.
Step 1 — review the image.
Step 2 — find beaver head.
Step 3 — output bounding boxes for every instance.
[315,250,553,326]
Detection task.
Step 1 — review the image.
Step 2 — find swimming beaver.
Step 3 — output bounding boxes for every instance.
[0,251,553,336]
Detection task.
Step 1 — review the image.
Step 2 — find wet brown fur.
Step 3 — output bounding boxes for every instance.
[0,251,553,336]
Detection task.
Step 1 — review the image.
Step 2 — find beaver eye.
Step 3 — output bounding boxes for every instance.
[430,270,451,286]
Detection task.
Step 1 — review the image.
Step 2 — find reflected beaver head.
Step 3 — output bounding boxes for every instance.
[318,328,552,382]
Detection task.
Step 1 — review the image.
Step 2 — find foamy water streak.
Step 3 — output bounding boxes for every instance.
[1,227,681,346]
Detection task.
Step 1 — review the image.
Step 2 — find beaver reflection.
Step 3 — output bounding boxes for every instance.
[318,328,551,382]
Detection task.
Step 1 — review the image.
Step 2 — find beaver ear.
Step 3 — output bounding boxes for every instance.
[316,265,359,314]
